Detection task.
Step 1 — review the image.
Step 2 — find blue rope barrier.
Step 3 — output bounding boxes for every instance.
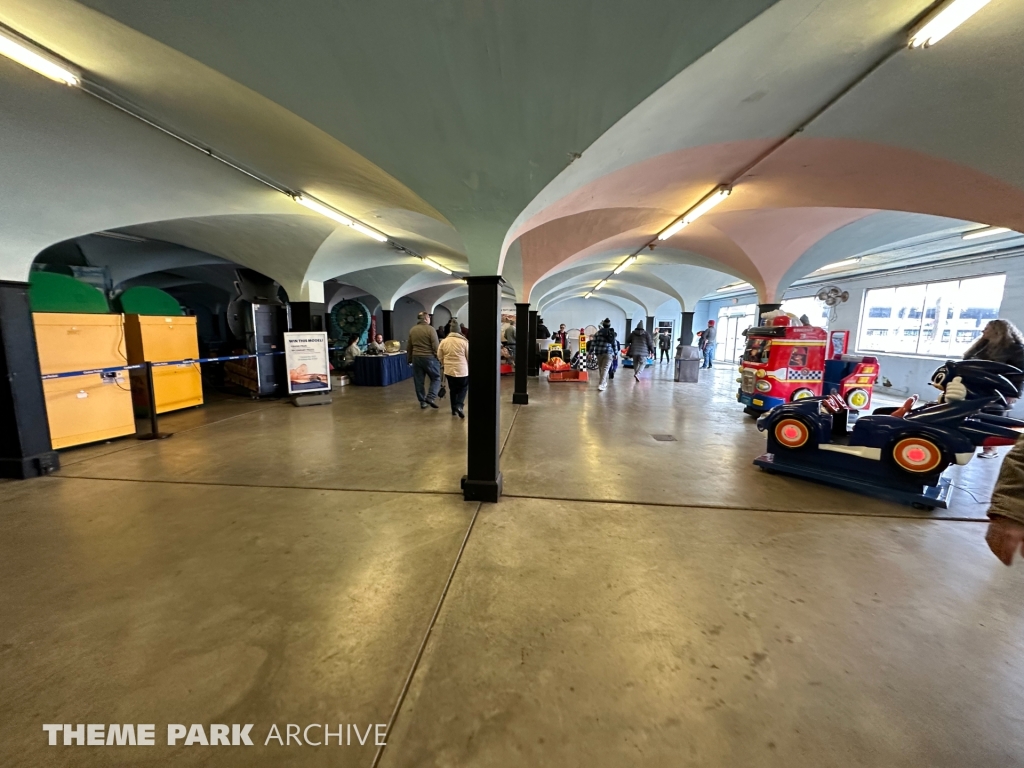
[41,346,349,381]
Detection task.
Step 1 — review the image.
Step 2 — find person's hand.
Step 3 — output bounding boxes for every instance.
[943,375,968,402]
[985,516,1024,565]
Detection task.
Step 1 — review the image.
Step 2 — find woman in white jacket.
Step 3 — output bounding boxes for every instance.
[438,323,469,419]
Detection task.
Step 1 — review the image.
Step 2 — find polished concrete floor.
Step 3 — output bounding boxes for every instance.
[2,365,1022,767]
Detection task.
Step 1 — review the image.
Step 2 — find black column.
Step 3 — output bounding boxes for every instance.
[527,309,539,377]
[463,277,503,502]
[645,315,655,337]
[680,312,695,346]
[625,317,632,340]
[512,302,529,405]
[758,303,782,325]
[0,281,59,479]
[382,309,394,341]
[290,301,325,332]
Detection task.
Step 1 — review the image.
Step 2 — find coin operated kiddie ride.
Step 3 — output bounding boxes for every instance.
[753,360,1024,509]
[737,314,878,416]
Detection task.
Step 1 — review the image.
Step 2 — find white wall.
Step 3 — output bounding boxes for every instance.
[693,251,1024,415]
[545,298,627,340]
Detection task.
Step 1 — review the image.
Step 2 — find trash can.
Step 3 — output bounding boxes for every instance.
[674,345,701,382]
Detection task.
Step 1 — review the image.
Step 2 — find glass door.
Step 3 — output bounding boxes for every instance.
[715,304,756,364]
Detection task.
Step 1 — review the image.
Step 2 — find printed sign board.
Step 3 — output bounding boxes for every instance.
[283,332,331,394]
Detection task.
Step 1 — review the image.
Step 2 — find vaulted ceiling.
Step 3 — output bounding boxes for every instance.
[1,0,1021,312]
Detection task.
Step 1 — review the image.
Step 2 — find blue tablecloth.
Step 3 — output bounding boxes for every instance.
[353,354,414,386]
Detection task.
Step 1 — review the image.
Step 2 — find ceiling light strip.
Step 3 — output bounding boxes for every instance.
[962,226,1010,241]
[657,186,731,241]
[0,26,79,85]
[909,0,991,48]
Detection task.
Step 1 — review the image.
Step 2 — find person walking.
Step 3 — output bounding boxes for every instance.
[984,437,1024,564]
[438,324,469,419]
[407,311,441,409]
[590,318,618,391]
[504,318,517,357]
[700,320,717,368]
[658,329,672,363]
[625,321,654,382]
[964,319,1024,457]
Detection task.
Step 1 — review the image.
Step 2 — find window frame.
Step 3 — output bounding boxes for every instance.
[855,273,1006,358]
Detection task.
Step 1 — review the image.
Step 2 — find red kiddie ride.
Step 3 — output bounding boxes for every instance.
[737,315,878,415]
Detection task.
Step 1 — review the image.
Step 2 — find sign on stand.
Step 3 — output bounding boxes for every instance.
[283,332,331,395]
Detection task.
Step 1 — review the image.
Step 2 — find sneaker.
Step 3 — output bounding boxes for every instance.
[427,400,439,409]
[598,383,607,391]
[457,409,465,419]
[420,402,428,409]
[634,373,640,382]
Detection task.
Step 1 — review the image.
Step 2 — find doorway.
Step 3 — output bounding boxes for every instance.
[715,304,756,364]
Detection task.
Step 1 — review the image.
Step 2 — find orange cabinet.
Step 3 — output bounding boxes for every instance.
[33,313,136,449]
[124,315,203,414]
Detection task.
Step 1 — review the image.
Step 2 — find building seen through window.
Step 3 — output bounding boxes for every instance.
[857,274,1005,357]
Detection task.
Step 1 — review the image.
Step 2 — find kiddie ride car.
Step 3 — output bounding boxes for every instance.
[753,360,1024,509]
[737,315,878,415]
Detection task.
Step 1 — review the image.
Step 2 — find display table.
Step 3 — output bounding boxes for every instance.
[353,353,415,386]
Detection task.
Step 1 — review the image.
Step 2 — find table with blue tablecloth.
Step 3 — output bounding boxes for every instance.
[352,353,415,386]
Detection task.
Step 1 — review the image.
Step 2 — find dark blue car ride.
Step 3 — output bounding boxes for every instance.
[754,390,1023,508]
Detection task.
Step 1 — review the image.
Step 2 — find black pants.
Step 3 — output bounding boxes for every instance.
[659,348,669,361]
[446,375,469,413]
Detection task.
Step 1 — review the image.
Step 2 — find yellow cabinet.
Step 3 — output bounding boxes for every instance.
[33,313,136,449]
[124,315,203,414]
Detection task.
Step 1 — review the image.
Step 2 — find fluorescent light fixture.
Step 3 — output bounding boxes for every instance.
[613,256,637,275]
[658,185,731,241]
[595,279,607,291]
[584,292,593,299]
[421,257,453,275]
[0,28,79,86]
[351,222,387,242]
[962,225,1010,240]
[295,194,390,242]
[815,257,862,272]
[909,0,990,48]
[294,195,353,227]
[716,281,751,293]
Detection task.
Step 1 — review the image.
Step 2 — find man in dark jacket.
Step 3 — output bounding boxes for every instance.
[658,330,672,362]
[407,312,441,409]
[626,321,654,382]
[590,318,618,391]
[536,318,550,340]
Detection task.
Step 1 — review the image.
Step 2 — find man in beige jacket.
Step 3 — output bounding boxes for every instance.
[407,312,441,409]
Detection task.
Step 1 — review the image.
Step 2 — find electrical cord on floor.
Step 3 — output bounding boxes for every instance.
[949,483,987,505]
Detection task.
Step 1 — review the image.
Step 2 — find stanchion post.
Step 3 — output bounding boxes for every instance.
[138,361,172,440]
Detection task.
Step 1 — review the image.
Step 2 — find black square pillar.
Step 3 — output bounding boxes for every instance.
[512,302,529,405]
[681,312,695,346]
[382,309,394,341]
[527,309,539,377]
[290,301,325,332]
[463,277,503,502]
[0,281,59,478]
[645,315,655,337]
[625,317,632,340]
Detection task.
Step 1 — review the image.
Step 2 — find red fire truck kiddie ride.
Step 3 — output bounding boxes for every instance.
[737,315,879,416]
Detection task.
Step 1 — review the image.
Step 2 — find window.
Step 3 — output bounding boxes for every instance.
[781,296,829,327]
[857,274,1006,357]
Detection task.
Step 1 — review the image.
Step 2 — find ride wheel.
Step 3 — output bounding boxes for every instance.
[890,436,944,474]
[845,388,870,409]
[791,388,815,401]
[774,418,811,449]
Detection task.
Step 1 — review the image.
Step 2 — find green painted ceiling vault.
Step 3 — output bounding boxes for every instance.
[73,0,781,273]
